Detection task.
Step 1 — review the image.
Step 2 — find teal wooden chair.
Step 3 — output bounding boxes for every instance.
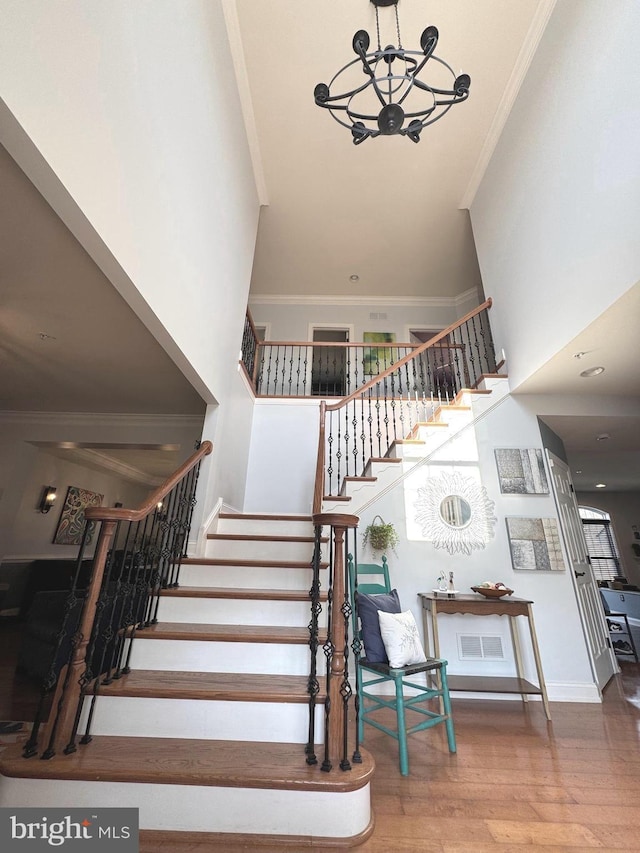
[348,554,456,775]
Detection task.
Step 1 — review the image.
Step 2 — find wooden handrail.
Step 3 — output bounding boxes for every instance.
[312,402,327,516]
[85,440,213,523]
[326,298,492,412]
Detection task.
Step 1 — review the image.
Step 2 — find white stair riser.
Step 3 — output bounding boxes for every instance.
[0,778,372,838]
[179,564,319,590]
[130,639,322,676]
[206,539,315,561]
[156,596,324,628]
[217,518,314,537]
[82,696,324,743]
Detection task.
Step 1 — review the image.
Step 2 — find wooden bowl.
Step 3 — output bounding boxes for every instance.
[471,585,514,599]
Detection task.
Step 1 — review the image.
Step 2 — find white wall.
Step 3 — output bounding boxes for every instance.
[10,450,149,561]
[243,399,321,514]
[355,392,596,701]
[249,295,479,344]
[576,490,640,588]
[471,0,640,390]
[0,0,261,515]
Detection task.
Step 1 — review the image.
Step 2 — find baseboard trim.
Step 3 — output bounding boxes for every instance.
[140,814,375,849]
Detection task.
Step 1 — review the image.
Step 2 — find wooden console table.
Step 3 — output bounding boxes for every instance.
[418,592,551,720]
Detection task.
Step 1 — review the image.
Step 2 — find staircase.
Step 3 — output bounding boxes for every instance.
[0,513,374,846]
[322,377,509,516]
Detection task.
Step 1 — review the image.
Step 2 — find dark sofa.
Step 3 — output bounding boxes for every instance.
[17,554,150,685]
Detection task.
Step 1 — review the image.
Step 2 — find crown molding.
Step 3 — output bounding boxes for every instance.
[0,411,204,428]
[61,447,165,487]
[459,0,557,210]
[249,291,475,308]
[222,0,269,206]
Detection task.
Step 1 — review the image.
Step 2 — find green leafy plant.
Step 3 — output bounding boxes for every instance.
[362,515,400,554]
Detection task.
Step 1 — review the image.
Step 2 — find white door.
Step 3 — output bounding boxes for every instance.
[547,451,617,692]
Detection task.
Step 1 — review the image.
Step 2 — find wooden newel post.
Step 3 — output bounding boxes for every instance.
[42,520,117,757]
[313,512,359,771]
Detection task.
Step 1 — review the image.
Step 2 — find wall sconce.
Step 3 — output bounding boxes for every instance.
[39,485,57,514]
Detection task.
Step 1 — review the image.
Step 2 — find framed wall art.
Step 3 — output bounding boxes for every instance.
[495,448,549,494]
[506,517,565,572]
[363,331,397,375]
[53,486,104,546]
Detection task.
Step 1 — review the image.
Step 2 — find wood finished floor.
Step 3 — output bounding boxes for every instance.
[2,617,640,851]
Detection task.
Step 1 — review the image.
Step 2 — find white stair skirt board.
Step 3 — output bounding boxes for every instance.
[206,539,315,561]
[156,597,323,628]
[178,564,316,590]
[0,778,371,839]
[217,518,314,536]
[80,697,325,743]
[130,639,322,676]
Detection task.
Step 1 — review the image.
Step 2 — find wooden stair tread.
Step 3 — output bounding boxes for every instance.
[0,737,374,792]
[181,557,326,569]
[92,670,326,703]
[136,622,324,644]
[207,533,325,543]
[219,513,312,522]
[322,495,351,502]
[368,457,402,464]
[161,586,327,602]
[342,476,376,483]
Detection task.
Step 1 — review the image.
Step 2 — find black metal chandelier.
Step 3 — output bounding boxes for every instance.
[314,0,470,144]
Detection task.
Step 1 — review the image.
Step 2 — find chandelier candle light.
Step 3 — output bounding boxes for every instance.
[314,0,470,144]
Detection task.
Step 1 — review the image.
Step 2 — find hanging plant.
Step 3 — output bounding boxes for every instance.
[362,515,400,554]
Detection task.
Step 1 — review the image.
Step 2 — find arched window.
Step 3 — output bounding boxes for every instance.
[579,506,621,582]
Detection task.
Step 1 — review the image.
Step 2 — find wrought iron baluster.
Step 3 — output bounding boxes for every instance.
[295,346,302,395]
[306,524,323,765]
[327,411,335,497]
[350,401,359,476]
[340,527,353,771]
[360,394,366,473]
[321,532,335,772]
[367,389,374,463]
[266,346,273,396]
[302,346,309,396]
[343,403,350,480]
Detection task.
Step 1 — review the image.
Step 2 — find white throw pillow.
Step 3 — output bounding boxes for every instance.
[377,609,427,668]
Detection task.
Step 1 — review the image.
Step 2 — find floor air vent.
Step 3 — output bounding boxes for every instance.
[458,634,505,661]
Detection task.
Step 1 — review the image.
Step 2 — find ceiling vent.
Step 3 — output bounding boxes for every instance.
[369,312,388,320]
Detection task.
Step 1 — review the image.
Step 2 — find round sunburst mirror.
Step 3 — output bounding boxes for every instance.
[414,471,496,555]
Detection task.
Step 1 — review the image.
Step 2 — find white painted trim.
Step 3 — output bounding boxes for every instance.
[56,447,164,487]
[0,411,204,428]
[193,496,223,556]
[0,778,372,838]
[459,0,557,210]
[307,322,355,343]
[250,294,460,308]
[222,0,269,206]
[237,360,257,397]
[403,324,443,345]
[454,286,482,308]
[252,321,272,340]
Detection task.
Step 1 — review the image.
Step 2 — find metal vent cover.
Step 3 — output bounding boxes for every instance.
[458,634,505,661]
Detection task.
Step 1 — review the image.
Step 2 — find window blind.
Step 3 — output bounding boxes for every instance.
[581,519,621,581]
